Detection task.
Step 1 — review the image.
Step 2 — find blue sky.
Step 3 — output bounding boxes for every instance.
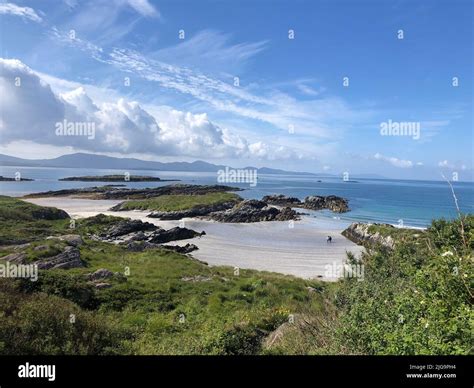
[0,0,472,180]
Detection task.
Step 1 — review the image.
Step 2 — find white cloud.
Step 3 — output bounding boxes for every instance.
[374,153,414,168]
[125,0,159,18]
[153,30,267,71]
[0,58,303,161]
[0,3,42,23]
[297,84,323,96]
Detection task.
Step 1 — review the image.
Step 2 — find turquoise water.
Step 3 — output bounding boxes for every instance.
[1,166,473,228]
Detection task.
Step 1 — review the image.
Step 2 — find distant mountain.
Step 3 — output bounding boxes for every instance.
[0,153,324,176]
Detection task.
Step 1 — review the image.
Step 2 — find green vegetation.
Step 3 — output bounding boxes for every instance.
[266,215,474,355]
[116,192,241,212]
[0,196,472,355]
[367,223,423,240]
[0,196,70,245]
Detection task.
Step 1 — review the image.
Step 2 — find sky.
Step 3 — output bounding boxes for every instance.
[0,0,472,180]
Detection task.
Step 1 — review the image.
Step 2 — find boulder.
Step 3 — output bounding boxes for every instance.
[36,246,84,270]
[86,268,114,281]
[148,227,205,244]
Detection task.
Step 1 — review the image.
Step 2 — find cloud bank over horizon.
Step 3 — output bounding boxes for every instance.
[0,58,304,162]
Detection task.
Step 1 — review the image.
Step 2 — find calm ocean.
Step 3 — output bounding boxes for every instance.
[1,166,473,228]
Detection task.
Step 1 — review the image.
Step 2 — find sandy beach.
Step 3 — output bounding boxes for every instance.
[25,197,364,280]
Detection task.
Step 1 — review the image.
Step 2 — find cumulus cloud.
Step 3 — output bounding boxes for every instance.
[0,3,42,23]
[374,153,414,168]
[0,58,300,160]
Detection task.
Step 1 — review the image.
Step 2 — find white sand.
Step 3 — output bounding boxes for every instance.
[26,197,364,280]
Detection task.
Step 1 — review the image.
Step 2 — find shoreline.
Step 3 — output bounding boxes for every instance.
[24,196,364,280]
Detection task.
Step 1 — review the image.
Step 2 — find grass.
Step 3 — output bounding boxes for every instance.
[116,192,241,212]
[0,196,324,355]
[0,196,71,245]
[1,196,471,355]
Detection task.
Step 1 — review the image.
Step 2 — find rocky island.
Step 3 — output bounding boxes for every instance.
[262,194,350,213]
[23,183,241,199]
[59,175,178,182]
[0,176,34,181]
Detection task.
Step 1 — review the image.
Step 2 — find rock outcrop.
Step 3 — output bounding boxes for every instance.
[94,218,205,246]
[36,246,84,269]
[262,194,350,213]
[342,223,395,249]
[261,195,302,207]
[148,201,238,220]
[104,219,157,238]
[208,199,298,223]
[1,246,84,269]
[148,227,205,244]
[303,195,349,213]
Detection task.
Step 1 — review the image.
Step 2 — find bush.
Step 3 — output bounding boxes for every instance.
[0,279,120,355]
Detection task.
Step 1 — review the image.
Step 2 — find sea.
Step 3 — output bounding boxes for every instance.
[1,166,473,228]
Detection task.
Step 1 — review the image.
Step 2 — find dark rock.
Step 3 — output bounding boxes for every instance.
[304,195,349,213]
[103,219,158,238]
[208,200,298,223]
[262,195,302,207]
[148,227,205,244]
[0,176,33,181]
[125,241,161,252]
[161,243,199,254]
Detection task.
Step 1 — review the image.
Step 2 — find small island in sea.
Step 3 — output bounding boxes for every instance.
[59,174,179,182]
[0,176,34,181]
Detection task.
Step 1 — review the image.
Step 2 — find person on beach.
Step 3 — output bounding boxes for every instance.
[327,236,332,243]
